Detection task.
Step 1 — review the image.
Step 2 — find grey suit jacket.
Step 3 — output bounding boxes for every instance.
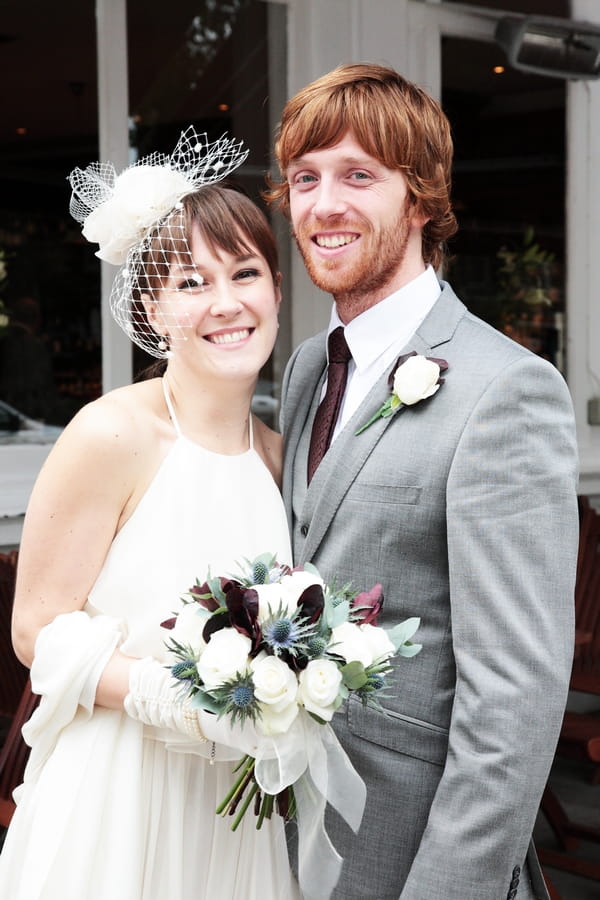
[281,283,579,900]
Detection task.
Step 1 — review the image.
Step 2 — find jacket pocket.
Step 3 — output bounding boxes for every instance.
[345,482,422,505]
[347,697,448,767]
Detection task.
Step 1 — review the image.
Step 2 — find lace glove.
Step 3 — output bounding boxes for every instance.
[124,656,207,741]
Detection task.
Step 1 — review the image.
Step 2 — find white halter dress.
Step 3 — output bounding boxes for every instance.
[0,378,299,900]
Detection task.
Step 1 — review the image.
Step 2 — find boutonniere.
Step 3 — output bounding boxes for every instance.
[355,351,448,435]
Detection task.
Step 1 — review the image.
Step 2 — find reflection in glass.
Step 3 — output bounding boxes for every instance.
[442,35,566,372]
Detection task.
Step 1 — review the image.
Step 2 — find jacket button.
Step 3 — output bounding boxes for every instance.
[300,524,308,537]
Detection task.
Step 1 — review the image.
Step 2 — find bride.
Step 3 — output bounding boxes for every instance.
[0,129,300,899]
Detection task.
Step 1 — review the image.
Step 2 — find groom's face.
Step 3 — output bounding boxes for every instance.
[286,131,427,317]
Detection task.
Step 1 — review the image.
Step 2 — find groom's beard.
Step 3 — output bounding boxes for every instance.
[293,201,412,320]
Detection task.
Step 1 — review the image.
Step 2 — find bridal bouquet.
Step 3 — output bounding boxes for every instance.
[163,554,421,836]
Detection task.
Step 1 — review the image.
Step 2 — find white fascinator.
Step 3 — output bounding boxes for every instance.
[68,126,249,358]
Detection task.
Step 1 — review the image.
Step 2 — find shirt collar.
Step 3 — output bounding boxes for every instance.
[327,265,441,372]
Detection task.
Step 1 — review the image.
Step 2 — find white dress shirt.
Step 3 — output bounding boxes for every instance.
[326,265,441,442]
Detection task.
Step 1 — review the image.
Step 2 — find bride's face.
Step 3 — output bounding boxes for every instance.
[144,224,282,382]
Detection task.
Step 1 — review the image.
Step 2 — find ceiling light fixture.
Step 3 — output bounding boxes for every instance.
[495,14,600,80]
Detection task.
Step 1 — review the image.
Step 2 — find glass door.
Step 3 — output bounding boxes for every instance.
[439,20,566,373]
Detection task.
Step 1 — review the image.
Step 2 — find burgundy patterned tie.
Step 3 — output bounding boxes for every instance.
[307,326,352,483]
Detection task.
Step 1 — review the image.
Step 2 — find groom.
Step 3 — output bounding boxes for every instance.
[268,64,579,899]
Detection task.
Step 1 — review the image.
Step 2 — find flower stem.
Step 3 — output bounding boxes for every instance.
[355,408,383,435]
[215,755,254,816]
[256,791,274,830]
[231,781,259,831]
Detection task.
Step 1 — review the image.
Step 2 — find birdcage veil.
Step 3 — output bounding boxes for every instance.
[68,127,249,358]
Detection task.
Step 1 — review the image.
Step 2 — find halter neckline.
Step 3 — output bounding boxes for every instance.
[161,374,254,450]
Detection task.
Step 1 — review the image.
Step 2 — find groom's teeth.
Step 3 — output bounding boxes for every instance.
[315,234,357,248]
[209,329,250,344]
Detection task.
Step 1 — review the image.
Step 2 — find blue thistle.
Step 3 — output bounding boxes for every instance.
[171,660,198,683]
[209,671,260,725]
[367,672,385,691]
[231,682,255,709]
[306,635,328,659]
[252,561,270,584]
[261,603,318,658]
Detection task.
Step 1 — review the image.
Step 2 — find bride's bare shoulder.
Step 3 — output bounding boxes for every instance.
[56,378,167,462]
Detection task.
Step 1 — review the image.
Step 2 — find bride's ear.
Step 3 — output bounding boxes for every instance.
[141,292,161,335]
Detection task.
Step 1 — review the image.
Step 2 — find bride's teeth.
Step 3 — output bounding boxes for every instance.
[316,234,357,248]
[210,329,250,344]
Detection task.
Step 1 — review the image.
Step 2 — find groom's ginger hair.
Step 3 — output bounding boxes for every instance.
[265,62,457,270]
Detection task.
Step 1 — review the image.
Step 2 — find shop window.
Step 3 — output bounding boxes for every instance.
[0,0,285,429]
[127,0,286,426]
[442,34,566,372]
[0,3,99,426]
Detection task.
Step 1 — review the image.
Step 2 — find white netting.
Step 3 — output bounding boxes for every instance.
[68,127,249,358]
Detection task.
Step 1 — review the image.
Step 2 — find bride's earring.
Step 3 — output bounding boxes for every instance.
[157,337,168,352]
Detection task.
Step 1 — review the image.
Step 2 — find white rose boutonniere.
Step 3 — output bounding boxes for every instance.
[356,351,448,435]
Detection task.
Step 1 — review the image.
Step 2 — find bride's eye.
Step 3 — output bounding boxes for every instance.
[175,275,205,292]
[235,268,260,281]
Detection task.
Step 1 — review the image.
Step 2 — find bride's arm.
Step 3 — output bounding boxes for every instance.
[11,393,144,707]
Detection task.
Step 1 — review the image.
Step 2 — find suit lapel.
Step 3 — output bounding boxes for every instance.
[297,283,466,564]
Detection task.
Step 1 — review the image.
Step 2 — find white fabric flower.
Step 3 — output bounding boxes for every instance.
[196,628,251,690]
[298,659,342,721]
[251,654,298,711]
[359,623,396,665]
[393,355,441,405]
[82,165,193,265]
[330,621,374,667]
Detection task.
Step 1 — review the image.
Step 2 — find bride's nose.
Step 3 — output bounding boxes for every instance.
[209,285,243,318]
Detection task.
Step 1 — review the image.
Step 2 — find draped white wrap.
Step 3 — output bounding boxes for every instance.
[253,711,367,900]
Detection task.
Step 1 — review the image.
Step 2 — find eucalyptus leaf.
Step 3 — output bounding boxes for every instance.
[386,617,421,651]
[327,598,351,628]
[340,660,369,690]
[397,642,423,658]
[189,690,225,715]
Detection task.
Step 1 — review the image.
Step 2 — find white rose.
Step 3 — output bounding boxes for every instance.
[298,659,342,721]
[255,582,288,622]
[196,628,251,690]
[330,621,374,668]
[359,623,395,664]
[257,699,299,736]
[83,165,193,265]
[170,603,208,658]
[251,654,298,711]
[393,355,441,406]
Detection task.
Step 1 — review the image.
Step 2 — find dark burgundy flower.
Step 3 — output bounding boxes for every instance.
[351,583,384,625]
[188,578,228,612]
[297,583,325,624]
[160,616,177,630]
[225,584,261,651]
[202,610,229,643]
